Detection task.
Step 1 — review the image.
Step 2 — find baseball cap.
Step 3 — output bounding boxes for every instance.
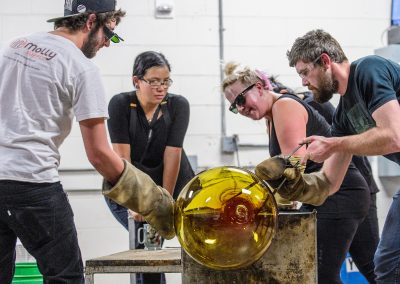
[47,0,116,23]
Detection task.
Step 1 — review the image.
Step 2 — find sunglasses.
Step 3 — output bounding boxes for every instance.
[229,83,255,114]
[103,26,124,43]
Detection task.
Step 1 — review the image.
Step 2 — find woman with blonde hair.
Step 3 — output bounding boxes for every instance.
[222,62,376,283]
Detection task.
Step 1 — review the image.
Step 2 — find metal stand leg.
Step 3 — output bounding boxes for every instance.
[85,274,94,284]
[129,215,137,284]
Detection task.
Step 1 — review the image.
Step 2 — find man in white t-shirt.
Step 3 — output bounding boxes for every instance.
[0,1,175,283]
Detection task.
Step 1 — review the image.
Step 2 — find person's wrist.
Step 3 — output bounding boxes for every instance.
[331,136,345,153]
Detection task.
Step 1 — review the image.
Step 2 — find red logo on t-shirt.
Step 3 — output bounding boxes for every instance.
[9,38,57,61]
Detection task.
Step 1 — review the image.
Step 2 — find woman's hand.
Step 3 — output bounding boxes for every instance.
[128,210,145,222]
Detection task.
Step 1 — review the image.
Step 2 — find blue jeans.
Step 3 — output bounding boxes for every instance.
[104,198,166,284]
[374,190,400,283]
[0,180,84,284]
[104,196,129,230]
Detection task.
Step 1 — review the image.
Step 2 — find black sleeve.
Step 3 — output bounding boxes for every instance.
[166,95,190,147]
[107,93,131,144]
[355,56,398,114]
[303,92,336,124]
[352,155,380,193]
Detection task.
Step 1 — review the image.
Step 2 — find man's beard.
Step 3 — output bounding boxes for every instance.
[312,72,339,103]
[81,27,100,59]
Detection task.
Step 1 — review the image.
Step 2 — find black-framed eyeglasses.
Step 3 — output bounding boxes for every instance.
[103,26,124,43]
[229,83,255,114]
[141,78,173,88]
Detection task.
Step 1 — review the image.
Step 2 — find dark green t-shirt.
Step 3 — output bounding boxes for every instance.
[332,55,400,164]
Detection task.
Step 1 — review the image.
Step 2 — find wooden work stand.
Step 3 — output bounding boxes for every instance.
[85,211,317,284]
[84,248,182,283]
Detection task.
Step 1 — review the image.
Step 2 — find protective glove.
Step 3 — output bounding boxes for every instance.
[255,156,297,208]
[102,160,175,239]
[255,156,329,206]
[255,156,304,187]
[278,167,330,206]
[274,192,297,209]
[255,156,287,188]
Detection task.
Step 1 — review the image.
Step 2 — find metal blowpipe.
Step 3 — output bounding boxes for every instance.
[272,142,309,195]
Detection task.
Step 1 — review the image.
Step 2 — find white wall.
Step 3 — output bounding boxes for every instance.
[0,0,396,283]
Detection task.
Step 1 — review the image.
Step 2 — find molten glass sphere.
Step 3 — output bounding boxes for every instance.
[174,166,278,270]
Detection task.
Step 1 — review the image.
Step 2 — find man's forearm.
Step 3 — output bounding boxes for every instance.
[92,151,125,184]
[79,118,125,184]
[322,152,352,195]
[337,126,400,156]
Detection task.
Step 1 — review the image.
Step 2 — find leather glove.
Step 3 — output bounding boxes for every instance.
[255,156,304,187]
[255,156,287,188]
[102,160,175,239]
[255,156,297,208]
[278,168,330,206]
[255,155,328,206]
[274,192,296,209]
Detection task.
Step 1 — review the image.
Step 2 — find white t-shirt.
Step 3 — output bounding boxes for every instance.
[0,32,108,183]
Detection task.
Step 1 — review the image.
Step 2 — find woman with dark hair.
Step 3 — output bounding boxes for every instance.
[106,51,194,284]
[222,62,375,283]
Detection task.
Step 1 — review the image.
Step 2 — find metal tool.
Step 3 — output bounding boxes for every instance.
[271,142,309,195]
[286,142,309,161]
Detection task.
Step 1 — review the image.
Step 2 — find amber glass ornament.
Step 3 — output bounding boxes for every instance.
[174,166,278,270]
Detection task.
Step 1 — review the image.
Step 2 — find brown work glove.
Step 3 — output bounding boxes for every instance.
[255,155,328,206]
[102,160,175,239]
[255,156,296,208]
[255,156,287,188]
[255,155,305,188]
[278,168,330,206]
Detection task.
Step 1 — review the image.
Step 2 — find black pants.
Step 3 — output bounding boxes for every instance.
[0,180,84,283]
[301,187,372,284]
[313,193,379,283]
[104,198,166,284]
[349,193,379,283]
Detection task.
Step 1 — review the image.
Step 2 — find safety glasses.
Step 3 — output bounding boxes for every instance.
[141,78,173,88]
[229,83,255,114]
[298,55,322,79]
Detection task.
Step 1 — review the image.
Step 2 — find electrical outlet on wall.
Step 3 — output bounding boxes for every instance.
[221,136,238,154]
